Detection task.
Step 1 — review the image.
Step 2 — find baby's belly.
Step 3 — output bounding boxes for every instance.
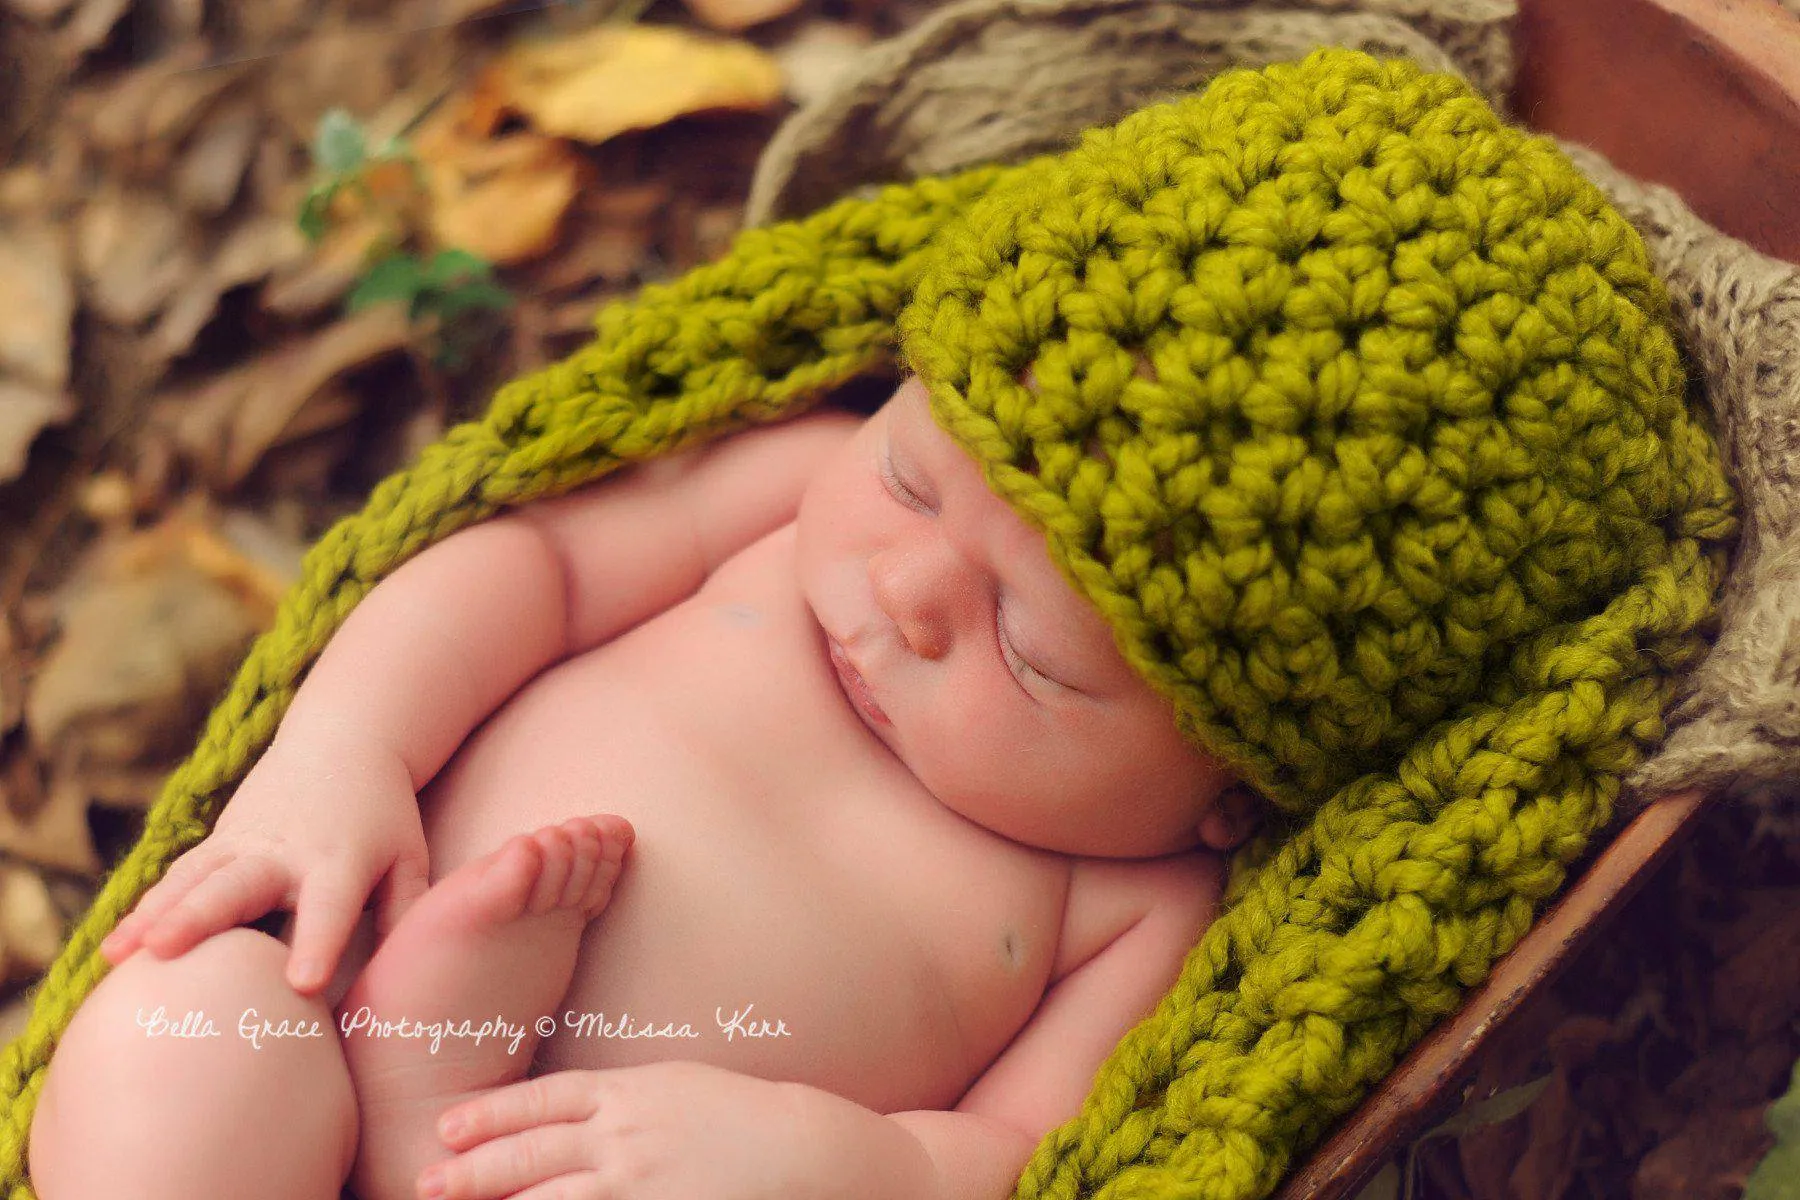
[408,524,1071,1116]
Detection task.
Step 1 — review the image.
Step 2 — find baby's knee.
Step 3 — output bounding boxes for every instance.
[30,928,358,1199]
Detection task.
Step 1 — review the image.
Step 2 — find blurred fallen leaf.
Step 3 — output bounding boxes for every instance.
[1509,1071,1582,1200]
[78,43,245,169]
[0,619,21,738]
[487,23,784,146]
[1633,1106,1775,1200]
[80,764,169,809]
[187,505,308,622]
[680,0,803,33]
[24,506,268,769]
[0,773,99,877]
[75,186,200,325]
[152,304,412,488]
[3,0,77,21]
[1712,895,1800,1040]
[172,99,263,216]
[261,24,403,150]
[533,224,650,293]
[0,864,65,980]
[409,98,582,266]
[261,211,390,320]
[0,217,73,392]
[152,214,310,362]
[0,992,30,1049]
[772,20,874,107]
[58,0,131,62]
[0,382,75,484]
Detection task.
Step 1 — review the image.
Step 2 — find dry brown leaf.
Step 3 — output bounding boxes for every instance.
[152,214,309,361]
[260,214,389,320]
[0,864,65,979]
[0,775,100,877]
[183,506,308,624]
[152,304,412,488]
[0,618,21,738]
[772,19,874,106]
[412,101,582,265]
[261,23,402,148]
[0,166,54,216]
[0,992,32,1049]
[1509,1069,1583,1200]
[583,179,671,222]
[488,23,784,146]
[532,224,650,293]
[172,99,262,216]
[0,217,73,392]
[681,0,804,32]
[3,0,76,21]
[1631,1107,1774,1200]
[24,557,259,768]
[79,43,247,168]
[394,0,516,25]
[1711,893,1800,1040]
[79,763,170,810]
[59,0,130,60]
[0,381,75,484]
[75,186,200,325]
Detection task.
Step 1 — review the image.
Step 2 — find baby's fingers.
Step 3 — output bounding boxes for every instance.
[136,855,290,959]
[100,848,229,963]
[285,866,371,996]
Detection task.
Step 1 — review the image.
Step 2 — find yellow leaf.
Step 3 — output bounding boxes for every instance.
[412,101,582,265]
[491,23,784,145]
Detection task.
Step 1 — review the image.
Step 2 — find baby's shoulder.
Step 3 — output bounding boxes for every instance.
[1050,851,1223,984]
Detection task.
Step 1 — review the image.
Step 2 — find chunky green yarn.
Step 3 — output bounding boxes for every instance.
[0,46,1736,1200]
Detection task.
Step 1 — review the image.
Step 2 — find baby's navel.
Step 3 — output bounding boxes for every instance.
[999,927,1026,973]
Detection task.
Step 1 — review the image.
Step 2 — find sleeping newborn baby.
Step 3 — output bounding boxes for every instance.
[31,370,1260,1200]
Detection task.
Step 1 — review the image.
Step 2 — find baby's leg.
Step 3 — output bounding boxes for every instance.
[338,815,629,1200]
[28,926,358,1200]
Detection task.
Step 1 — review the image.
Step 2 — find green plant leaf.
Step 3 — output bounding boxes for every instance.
[1746,1057,1800,1200]
[297,182,340,243]
[1423,1075,1553,1141]
[314,108,368,175]
[421,248,496,290]
[347,253,426,315]
[426,280,514,320]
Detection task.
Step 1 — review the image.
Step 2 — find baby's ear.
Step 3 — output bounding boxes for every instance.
[1198,784,1263,852]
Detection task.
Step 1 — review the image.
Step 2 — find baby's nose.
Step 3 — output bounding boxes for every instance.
[870,539,982,660]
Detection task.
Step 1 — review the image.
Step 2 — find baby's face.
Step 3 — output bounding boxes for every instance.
[794,375,1241,858]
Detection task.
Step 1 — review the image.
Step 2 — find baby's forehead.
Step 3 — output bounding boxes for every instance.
[896,377,1125,663]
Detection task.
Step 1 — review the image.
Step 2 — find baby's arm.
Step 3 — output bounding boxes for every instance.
[103,456,713,992]
[815,853,1227,1199]
[107,408,862,994]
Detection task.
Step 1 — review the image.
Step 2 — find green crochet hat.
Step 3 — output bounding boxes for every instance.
[0,44,1740,1200]
[893,50,1737,820]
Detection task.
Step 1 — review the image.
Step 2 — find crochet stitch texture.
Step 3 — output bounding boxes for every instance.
[0,46,1738,1200]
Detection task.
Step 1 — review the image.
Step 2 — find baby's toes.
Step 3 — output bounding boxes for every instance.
[562,816,631,917]
[463,834,549,927]
[521,825,577,916]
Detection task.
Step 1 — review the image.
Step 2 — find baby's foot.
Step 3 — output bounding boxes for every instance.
[337,815,631,1200]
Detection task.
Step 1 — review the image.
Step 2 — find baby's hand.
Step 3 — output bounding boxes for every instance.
[423,1061,835,1200]
[99,733,431,996]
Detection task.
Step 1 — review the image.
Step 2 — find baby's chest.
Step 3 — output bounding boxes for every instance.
[419,526,1074,1112]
